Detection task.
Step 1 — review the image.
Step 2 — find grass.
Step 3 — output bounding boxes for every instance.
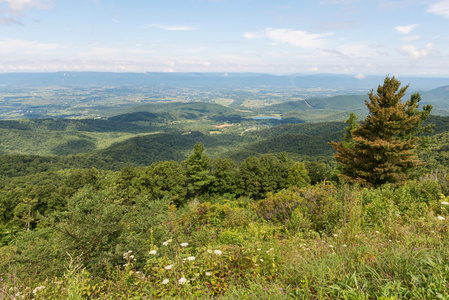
[2,182,449,299]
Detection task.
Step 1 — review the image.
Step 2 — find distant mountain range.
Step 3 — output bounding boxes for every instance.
[1,72,448,90]
[260,85,449,116]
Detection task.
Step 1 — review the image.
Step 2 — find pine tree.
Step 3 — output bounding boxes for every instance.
[184,143,215,199]
[330,76,433,187]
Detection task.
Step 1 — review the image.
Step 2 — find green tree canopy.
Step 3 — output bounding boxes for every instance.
[183,142,215,199]
[330,76,433,188]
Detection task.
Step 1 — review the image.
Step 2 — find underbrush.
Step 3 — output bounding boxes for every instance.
[2,179,449,299]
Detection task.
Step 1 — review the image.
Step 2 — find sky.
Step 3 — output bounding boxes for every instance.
[1,0,449,77]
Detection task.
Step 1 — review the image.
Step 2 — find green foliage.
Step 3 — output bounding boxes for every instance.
[254,182,339,233]
[210,157,238,196]
[237,153,291,199]
[331,76,432,188]
[287,161,310,188]
[184,143,215,199]
[137,161,187,206]
[305,160,335,184]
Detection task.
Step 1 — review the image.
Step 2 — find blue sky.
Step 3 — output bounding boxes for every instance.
[1,0,449,76]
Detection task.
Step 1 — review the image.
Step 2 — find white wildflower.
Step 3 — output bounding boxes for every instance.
[187,256,195,261]
[149,250,157,255]
[329,245,334,248]
[437,216,445,220]
[162,279,169,285]
[214,250,222,255]
[165,264,173,270]
[33,286,45,295]
[163,239,173,246]
[178,277,187,285]
[180,243,189,247]
[205,272,211,276]
[441,202,449,205]
[267,248,274,253]
[375,231,380,234]
[333,234,338,237]
[342,244,347,247]
[260,259,264,262]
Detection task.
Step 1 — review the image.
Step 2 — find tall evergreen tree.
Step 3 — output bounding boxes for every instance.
[184,143,215,199]
[330,76,433,187]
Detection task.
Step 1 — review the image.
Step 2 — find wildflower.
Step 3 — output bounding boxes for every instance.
[329,245,334,248]
[149,250,157,255]
[260,259,264,262]
[342,244,347,247]
[214,250,222,256]
[267,248,274,253]
[33,286,45,295]
[333,234,338,237]
[437,216,445,220]
[178,277,187,285]
[375,231,380,234]
[205,272,211,276]
[162,279,169,284]
[165,265,173,270]
[257,248,261,251]
[180,243,189,247]
[187,256,195,261]
[163,239,173,246]
[442,202,449,205]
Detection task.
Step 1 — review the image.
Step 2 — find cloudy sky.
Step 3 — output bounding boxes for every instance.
[1,0,449,76]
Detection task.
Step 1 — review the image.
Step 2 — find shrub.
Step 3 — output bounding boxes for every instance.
[254,182,339,233]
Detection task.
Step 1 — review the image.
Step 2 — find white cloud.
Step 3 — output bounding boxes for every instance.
[0,0,53,25]
[0,16,21,25]
[265,28,331,49]
[397,43,438,59]
[335,43,382,58]
[147,24,196,31]
[355,73,365,79]
[0,0,53,11]
[243,32,256,39]
[401,35,420,42]
[427,1,449,18]
[0,38,59,53]
[395,24,418,34]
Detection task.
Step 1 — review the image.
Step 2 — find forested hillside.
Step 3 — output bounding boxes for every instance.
[1,76,449,298]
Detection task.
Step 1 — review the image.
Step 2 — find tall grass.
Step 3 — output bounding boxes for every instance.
[2,180,449,299]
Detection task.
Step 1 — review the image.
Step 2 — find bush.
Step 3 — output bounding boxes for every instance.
[254,182,340,234]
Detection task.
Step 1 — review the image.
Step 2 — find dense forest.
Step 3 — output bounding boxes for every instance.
[1,76,449,299]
